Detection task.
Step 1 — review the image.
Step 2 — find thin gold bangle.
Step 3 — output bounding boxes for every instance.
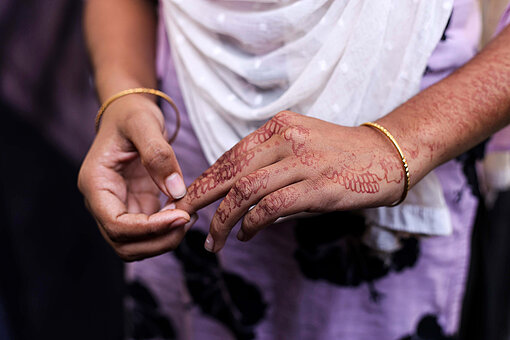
[95,88,181,144]
[361,122,410,206]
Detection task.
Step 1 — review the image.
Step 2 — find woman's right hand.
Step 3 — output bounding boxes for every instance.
[78,95,195,261]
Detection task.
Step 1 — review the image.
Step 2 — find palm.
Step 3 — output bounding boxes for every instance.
[122,155,162,214]
[96,147,163,216]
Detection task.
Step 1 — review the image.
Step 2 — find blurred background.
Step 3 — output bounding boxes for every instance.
[0,1,509,339]
[0,1,123,339]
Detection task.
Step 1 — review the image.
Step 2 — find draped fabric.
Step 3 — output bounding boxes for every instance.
[162,0,453,163]
[161,0,456,243]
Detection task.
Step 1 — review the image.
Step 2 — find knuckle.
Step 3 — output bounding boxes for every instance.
[217,162,235,181]
[271,133,285,144]
[283,126,303,139]
[243,209,263,230]
[103,223,123,243]
[274,110,294,120]
[259,196,277,215]
[143,141,173,170]
[232,176,255,201]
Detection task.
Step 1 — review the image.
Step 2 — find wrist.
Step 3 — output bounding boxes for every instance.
[98,94,164,134]
[355,125,409,206]
[95,88,180,145]
[374,111,442,190]
[94,65,158,103]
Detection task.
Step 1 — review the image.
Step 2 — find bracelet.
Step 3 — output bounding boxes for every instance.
[361,122,410,206]
[95,88,181,144]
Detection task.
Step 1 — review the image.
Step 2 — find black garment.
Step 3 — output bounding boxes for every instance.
[0,106,124,340]
[460,190,510,340]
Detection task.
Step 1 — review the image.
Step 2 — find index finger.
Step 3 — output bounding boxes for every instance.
[177,133,286,214]
[85,183,190,244]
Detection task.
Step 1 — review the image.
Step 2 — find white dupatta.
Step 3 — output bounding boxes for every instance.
[161,0,455,247]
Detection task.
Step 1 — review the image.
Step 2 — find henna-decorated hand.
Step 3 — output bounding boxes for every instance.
[176,111,407,253]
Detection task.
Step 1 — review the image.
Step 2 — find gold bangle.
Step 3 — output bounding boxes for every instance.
[95,88,181,144]
[361,122,410,206]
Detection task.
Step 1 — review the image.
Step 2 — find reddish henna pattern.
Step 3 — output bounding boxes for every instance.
[187,112,314,200]
[247,186,299,226]
[378,157,404,184]
[187,117,285,200]
[282,125,319,167]
[323,150,406,195]
[216,170,270,223]
[325,167,382,194]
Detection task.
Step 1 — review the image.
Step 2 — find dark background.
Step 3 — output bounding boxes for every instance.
[0,1,123,339]
[0,1,509,339]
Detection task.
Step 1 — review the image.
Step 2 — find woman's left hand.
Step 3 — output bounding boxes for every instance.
[177,111,407,252]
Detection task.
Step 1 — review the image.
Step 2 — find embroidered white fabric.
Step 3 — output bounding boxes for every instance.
[161,0,454,240]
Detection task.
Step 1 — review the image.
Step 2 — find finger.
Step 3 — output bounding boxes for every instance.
[207,159,304,251]
[86,185,191,244]
[178,134,288,215]
[121,110,186,200]
[175,112,295,213]
[204,181,318,253]
[239,181,320,242]
[114,214,198,261]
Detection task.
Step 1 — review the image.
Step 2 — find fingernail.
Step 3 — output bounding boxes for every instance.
[204,233,215,252]
[184,214,198,232]
[165,173,186,199]
[237,229,246,241]
[170,217,188,228]
[161,203,176,211]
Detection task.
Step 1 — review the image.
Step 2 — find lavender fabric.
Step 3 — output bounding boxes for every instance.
[125,1,487,339]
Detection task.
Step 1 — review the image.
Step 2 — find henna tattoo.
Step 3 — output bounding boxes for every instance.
[216,170,270,224]
[188,112,314,200]
[325,167,382,194]
[319,140,410,195]
[247,186,299,226]
[187,115,290,200]
[282,125,319,166]
[187,150,255,201]
[378,157,404,184]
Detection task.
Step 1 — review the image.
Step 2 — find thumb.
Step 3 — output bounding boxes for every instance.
[123,111,186,200]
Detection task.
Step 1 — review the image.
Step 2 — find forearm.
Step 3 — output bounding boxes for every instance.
[84,0,158,102]
[378,25,510,187]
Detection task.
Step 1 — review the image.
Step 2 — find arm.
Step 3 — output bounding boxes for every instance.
[177,25,510,253]
[379,24,510,187]
[78,0,193,261]
[85,0,158,100]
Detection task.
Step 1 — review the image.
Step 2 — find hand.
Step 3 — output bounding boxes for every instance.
[177,111,406,253]
[78,95,196,261]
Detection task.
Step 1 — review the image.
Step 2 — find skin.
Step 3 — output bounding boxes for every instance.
[79,0,510,260]
[78,0,193,261]
[175,111,407,252]
[176,24,510,253]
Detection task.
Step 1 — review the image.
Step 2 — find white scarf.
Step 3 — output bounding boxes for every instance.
[162,0,454,243]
